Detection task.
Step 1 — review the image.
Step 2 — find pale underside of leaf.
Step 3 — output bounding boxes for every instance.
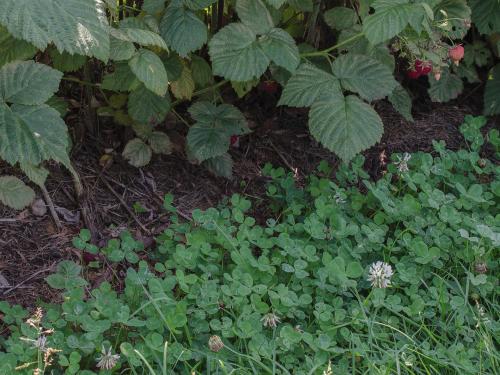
[148,131,173,154]
[122,138,152,167]
[308,95,383,161]
[170,66,195,100]
[0,0,110,61]
[0,176,35,209]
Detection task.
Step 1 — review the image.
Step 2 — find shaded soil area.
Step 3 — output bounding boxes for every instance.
[0,88,489,307]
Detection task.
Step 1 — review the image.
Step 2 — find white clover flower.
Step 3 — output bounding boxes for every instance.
[394,153,411,173]
[34,335,48,352]
[367,261,394,288]
[261,312,281,329]
[323,360,333,375]
[96,346,120,370]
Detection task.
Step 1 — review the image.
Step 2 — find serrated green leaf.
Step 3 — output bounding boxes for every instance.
[428,69,463,103]
[109,37,136,61]
[0,103,70,165]
[324,7,358,30]
[434,0,471,39]
[236,0,274,35]
[110,27,167,50]
[470,0,500,35]
[148,131,173,154]
[183,0,217,10]
[231,79,259,98]
[171,66,195,100]
[129,49,168,96]
[309,95,383,161]
[102,63,141,92]
[162,53,184,82]
[160,2,207,57]
[143,0,166,14]
[278,63,342,107]
[0,26,37,68]
[19,163,49,187]
[331,54,397,101]
[362,0,414,45]
[0,176,35,209]
[128,85,171,125]
[123,138,152,167]
[0,61,62,105]
[46,96,69,117]
[388,84,413,122]
[204,153,233,178]
[209,23,270,81]
[187,102,247,162]
[48,48,87,72]
[484,64,500,115]
[259,28,299,73]
[266,0,286,9]
[191,56,214,88]
[0,0,110,61]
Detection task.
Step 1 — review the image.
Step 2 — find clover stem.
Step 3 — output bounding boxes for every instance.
[300,32,365,58]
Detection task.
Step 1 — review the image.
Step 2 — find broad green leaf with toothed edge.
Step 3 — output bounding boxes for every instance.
[204,153,233,179]
[388,83,413,122]
[0,176,35,209]
[259,28,300,73]
[236,0,274,35]
[0,0,110,61]
[278,63,342,107]
[123,138,152,167]
[428,69,463,103]
[160,2,207,57]
[0,26,37,67]
[128,85,171,125]
[331,54,397,101]
[309,95,383,162]
[209,23,270,81]
[110,28,167,50]
[129,49,168,96]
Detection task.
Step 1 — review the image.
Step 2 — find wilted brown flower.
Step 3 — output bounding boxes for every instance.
[208,335,224,352]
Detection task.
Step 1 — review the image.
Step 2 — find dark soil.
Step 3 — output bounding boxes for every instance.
[0,86,488,307]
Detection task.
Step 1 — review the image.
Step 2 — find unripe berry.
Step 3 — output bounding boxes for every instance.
[449,45,464,66]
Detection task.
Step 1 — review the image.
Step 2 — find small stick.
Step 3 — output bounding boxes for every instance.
[268,141,299,176]
[1,262,56,296]
[40,184,63,231]
[100,174,150,234]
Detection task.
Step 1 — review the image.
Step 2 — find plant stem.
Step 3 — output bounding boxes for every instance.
[300,32,365,58]
[171,80,228,107]
[62,76,101,87]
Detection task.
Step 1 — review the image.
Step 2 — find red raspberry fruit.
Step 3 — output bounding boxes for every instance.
[449,45,464,65]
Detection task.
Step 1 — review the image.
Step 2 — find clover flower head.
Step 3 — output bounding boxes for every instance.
[96,346,120,370]
[323,360,333,375]
[261,312,281,329]
[208,335,224,352]
[334,192,346,204]
[367,261,394,288]
[394,153,411,173]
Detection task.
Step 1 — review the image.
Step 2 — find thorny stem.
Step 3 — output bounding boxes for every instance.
[300,32,365,58]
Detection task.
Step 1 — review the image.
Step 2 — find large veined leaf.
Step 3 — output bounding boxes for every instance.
[0,176,35,209]
[209,23,270,81]
[363,0,415,45]
[204,153,233,179]
[0,103,69,165]
[0,26,37,67]
[48,48,87,72]
[122,138,152,167]
[147,131,173,154]
[308,95,383,162]
[236,0,274,35]
[187,102,248,162]
[129,49,169,96]
[288,0,313,12]
[170,66,195,100]
[0,61,62,105]
[331,54,397,101]
[259,28,300,73]
[160,2,207,57]
[470,0,500,35]
[128,85,171,125]
[191,56,214,88]
[324,7,359,30]
[266,0,287,9]
[110,28,167,50]
[434,0,471,39]
[20,163,49,187]
[109,37,136,61]
[484,64,500,115]
[0,0,110,61]
[143,0,166,14]
[102,63,140,92]
[183,0,217,10]
[388,83,413,122]
[278,63,342,107]
[428,69,463,103]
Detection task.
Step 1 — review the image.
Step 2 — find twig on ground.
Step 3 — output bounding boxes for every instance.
[40,184,63,231]
[268,141,299,176]
[1,262,57,296]
[100,174,151,234]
